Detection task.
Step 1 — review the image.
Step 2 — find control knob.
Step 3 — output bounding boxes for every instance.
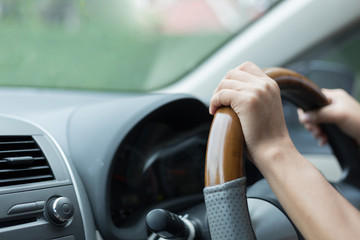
[47,197,74,225]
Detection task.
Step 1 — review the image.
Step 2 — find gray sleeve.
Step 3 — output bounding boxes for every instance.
[203,178,256,240]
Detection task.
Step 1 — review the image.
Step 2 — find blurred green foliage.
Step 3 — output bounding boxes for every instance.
[0,0,229,92]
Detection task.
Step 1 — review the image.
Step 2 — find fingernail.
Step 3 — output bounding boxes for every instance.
[209,107,214,115]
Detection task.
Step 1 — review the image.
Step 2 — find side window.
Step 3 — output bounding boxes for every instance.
[284,25,360,155]
[289,27,360,98]
[319,31,360,99]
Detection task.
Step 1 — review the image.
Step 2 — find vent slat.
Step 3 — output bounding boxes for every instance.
[0,136,54,187]
[0,157,44,165]
[0,149,41,154]
[0,141,35,145]
[0,175,54,185]
[0,166,51,174]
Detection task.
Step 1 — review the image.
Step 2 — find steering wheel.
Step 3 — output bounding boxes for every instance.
[204,68,360,239]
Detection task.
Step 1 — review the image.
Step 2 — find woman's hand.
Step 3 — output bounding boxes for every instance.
[298,89,360,146]
[209,61,293,164]
[210,62,360,239]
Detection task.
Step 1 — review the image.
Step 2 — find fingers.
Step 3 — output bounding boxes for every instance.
[297,107,334,125]
[210,62,274,115]
[236,61,266,77]
[209,83,248,115]
[209,89,235,115]
[322,88,346,98]
[304,123,328,146]
[298,109,329,146]
[213,77,250,97]
[210,66,254,115]
[297,89,347,146]
[215,63,269,95]
[298,109,318,124]
[224,68,254,81]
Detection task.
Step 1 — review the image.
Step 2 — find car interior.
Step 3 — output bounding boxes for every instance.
[1,0,360,239]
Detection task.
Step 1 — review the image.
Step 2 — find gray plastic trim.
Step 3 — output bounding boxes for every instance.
[0,114,95,240]
[45,133,95,239]
[31,120,96,240]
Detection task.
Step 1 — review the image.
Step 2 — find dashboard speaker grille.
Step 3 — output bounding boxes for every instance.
[0,136,54,187]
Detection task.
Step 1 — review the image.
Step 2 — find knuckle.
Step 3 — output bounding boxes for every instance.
[216,89,226,103]
[218,79,227,89]
[255,81,270,94]
[244,80,279,106]
[237,61,254,71]
[225,69,236,79]
[239,61,254,69]
[262,79,280,96]
[333,88,346,95]
[244,91,258,105]
[216,80,227,92]
[212,87,218,95]
[265,78,279,90]
[210,92,221,108]
[214,78,228,92]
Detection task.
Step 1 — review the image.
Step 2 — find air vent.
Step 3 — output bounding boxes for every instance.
[0,136,54,187]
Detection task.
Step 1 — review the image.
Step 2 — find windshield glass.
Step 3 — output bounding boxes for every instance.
[1,0,281,92]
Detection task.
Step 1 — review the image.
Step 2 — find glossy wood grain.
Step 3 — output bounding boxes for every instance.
[264,68,329,111]
[205,67,330,187]
[205,107,244,187]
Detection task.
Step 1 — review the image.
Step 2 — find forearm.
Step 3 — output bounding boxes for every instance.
[255,141,360,239]
[209,62,360,238]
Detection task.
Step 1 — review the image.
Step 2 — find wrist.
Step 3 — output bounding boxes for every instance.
[250,136,299,174]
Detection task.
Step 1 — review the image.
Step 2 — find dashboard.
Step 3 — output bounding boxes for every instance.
[0,88,212,239]
[0,87,302,240]
[0,64,357,239]
[0,79,356,240]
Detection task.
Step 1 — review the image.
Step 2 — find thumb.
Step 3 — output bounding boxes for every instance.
[298,106,335,125]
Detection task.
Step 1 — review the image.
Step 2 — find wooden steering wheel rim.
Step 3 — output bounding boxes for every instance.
[205,67,330,187]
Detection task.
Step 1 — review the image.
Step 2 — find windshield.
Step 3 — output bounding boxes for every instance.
[0,0,281,92]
